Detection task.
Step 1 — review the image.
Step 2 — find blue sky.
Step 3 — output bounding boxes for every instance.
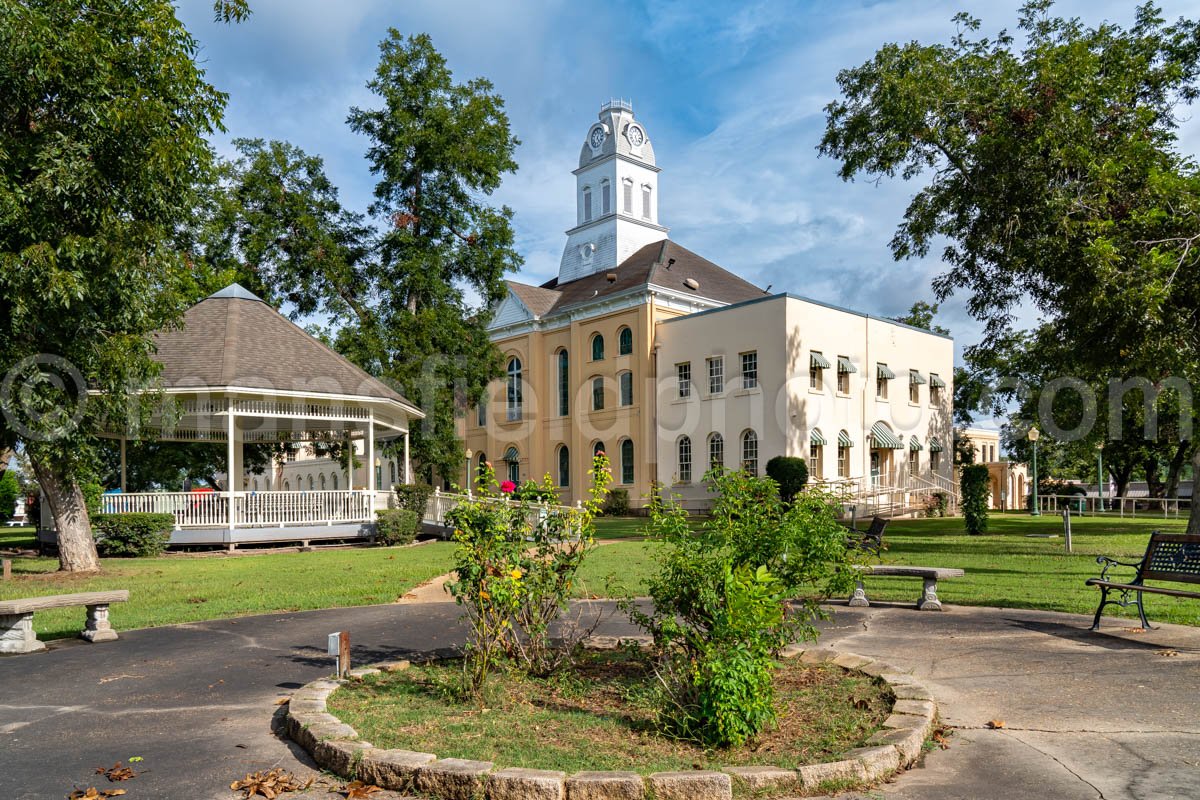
[177,0,1200,367]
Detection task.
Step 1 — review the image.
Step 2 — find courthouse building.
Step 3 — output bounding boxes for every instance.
[461,101,955,510]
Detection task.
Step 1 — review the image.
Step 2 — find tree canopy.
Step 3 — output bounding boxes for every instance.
[821,1,1200,527]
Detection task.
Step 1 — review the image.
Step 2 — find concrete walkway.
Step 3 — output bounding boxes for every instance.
[1,601,1198,799]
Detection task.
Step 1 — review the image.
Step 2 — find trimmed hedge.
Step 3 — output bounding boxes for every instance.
[393,483,432,516]
[93,512,174,557]
[376,508,420,546]
[765,456,808,502]
[603,488,630,516]
[960,464,990,535]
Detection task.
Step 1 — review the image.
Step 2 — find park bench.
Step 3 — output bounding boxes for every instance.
[1086,532,1200,631]
[848,565,965,611]
[0,590,129,654]
[845,516,888,557]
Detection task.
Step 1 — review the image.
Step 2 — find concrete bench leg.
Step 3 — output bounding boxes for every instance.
[916,578,942,611]
[848,580,870,607]
[0,612,46,654]
[81,604,118,643]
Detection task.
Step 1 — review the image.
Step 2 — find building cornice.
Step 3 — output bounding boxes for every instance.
[564,214,669,237]
[573,152,663,176]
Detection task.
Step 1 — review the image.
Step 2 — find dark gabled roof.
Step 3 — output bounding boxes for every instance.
[502,240,764,322]
[152,285,420,412]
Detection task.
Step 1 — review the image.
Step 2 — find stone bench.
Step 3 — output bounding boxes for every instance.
[0,590,130,654]
[849,565,964,611]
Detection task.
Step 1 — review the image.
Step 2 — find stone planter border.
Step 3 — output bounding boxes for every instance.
[283,643,937,799]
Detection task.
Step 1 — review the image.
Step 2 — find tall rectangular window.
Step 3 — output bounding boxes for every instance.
[876,363,889,399]
[623,181,633,213]
[642,186,651,218]
[619,371,633,406]
[601,181,611,214]
[591,377,604,411]
[583,189,592,221]
[707,356,724,395]
[810,363,822,390]
[931,451,941,471]
[677,362,692,398]
[477,395,487,427]
[678,437,692,483]
[908,448,919,473]
[741,351,758,389]
[837,445,849,478]
[837,356,850,394]
[909,370,921,404]
[557,351,569,416]
[810,443,823,479]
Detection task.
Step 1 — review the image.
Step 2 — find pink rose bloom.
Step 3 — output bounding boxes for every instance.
[499,480,516,494]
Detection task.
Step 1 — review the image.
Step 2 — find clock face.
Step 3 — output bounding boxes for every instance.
[626,125,645,147]
[589,126,606,149]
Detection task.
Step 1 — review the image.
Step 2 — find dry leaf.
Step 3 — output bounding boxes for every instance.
[93,763,136,782]
[344,781,382,798]
[1121,627,1147,634]
[931,726,952,750]
[1156,649,1179,657]
[986,719,1006,729]
[69,790,126,799]
[230,768,313,798]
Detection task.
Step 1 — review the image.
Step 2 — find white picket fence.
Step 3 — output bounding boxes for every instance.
[100,490,374,528]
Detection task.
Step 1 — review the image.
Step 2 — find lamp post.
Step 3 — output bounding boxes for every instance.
[464,448,474,499]
[1028,427,1040,516]
[1096,442,1106,513]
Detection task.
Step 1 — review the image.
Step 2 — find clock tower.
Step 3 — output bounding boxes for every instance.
[557,100,668,284]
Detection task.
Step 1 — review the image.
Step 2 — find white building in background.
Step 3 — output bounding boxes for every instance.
[241,441,407,496]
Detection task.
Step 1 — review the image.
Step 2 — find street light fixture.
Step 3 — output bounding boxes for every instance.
[1027,427,1040,517]
[1096,441,1106,512]
[464,448,474,499]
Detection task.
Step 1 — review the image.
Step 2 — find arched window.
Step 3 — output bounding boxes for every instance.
[506,357,522,421]
[389,461,397,485]
[557,349,569,416]
[583,186,592,221]
[618,371,633,406]
[332,473,339,490]
[591,376,605,411]
[503,446,520,485]
[319,474,327,490]
[741,430,759,476]
[600,179,611,215]
[593,441,606,460]
[591,334,604,361]
[477,392,487,427]
[620,439,634,485]
[709,433,724,472]
[678,436,693,483]
[618,327,633,355]
[283,480,290,492]
[477,452,488,480]
[307,474,314,490]
[558,445,570,487]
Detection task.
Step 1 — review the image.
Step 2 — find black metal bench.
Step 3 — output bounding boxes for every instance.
[845,516,887,557]
[1086,532,1200,630]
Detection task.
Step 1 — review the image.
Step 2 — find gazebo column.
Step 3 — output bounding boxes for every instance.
[404,431,411,485]
[226,408,239,537]
[367,412,376,508]
[119,436,127,493]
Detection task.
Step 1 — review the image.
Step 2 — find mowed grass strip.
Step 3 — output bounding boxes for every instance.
[0,539,456,640]
[329,653,890,775]
[586,513,1200,626]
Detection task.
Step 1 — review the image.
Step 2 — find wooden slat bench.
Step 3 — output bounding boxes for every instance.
[1086,532,1200,631]
[849,565,965,611]
[0,590,129,654]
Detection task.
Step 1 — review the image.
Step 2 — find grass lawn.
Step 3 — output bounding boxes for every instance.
[0,536,455,640]
[330,653,889,777]
[583,513,1200,627]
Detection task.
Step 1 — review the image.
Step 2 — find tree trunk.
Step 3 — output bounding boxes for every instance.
[1142,457,1165,498]
[1188,447,1200,536]
[1165,442,1191,499]
[30,456,100,573]
[1113,464,1134,501]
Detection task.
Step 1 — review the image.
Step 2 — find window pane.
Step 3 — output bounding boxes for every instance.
[677,362,691,398]
[621,439,634,484]
[558,350,569,416]
[707,357,724,394]
[678,436,692,483]
[623,182,633,213]
[742,430,758,476]
[741,351,758,389]
[642,187,651,218]
[507,358,522,421]
[602,181,611,214]
[592,335,604,361]
[558,446,570,487]
[592,377,604,410]
[583,189,592,221]
[619,372,633,406]
[709,433,724,471]
[619,327,633,355]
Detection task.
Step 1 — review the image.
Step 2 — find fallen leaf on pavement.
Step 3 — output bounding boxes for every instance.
[68,789,126,799]
[986,719,1006,729]
[1156,649,1179,657]
[343,781,382,798]
[1121,627,1147,634]
[931,726,952,749]
[231,768,314,798]
[94,763,136,782]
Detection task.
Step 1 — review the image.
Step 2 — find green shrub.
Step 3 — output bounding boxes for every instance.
[627,470,858,747]
[393,483,433,516]
[93,513,173,557]
[603,488,629,516]
[925,491,949,518]
[0,471,19,521]
[82,481,104,516]
[960,465,990,535]
[376,509,420,545]
[514,480,558,503]
[765,456,808,502]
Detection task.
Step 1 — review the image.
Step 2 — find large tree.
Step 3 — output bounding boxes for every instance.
[0,0,239,570]
[197,33,520,481]
[821,1,1200,531]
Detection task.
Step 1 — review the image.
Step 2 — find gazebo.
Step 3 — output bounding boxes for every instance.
[88,284,423,549]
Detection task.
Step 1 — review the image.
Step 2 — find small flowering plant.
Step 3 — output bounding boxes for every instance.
[446,453,612,698]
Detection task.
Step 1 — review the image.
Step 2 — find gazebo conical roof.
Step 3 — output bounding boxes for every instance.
[152,284,420,416]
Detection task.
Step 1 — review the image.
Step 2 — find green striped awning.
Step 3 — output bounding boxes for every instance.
[810,428,827,446]
[929,373,946,389]
[909,436,923,451]
[837,356,857,374]
[929,437,944,453]
[810,351,832,369]
[837,430,854,447]
[503,446,520,461]
[876,363,895,380]
[869,422,905,449]
[909,370,927,385]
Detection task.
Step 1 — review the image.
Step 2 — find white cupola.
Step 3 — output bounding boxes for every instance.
[558,100,668,284]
